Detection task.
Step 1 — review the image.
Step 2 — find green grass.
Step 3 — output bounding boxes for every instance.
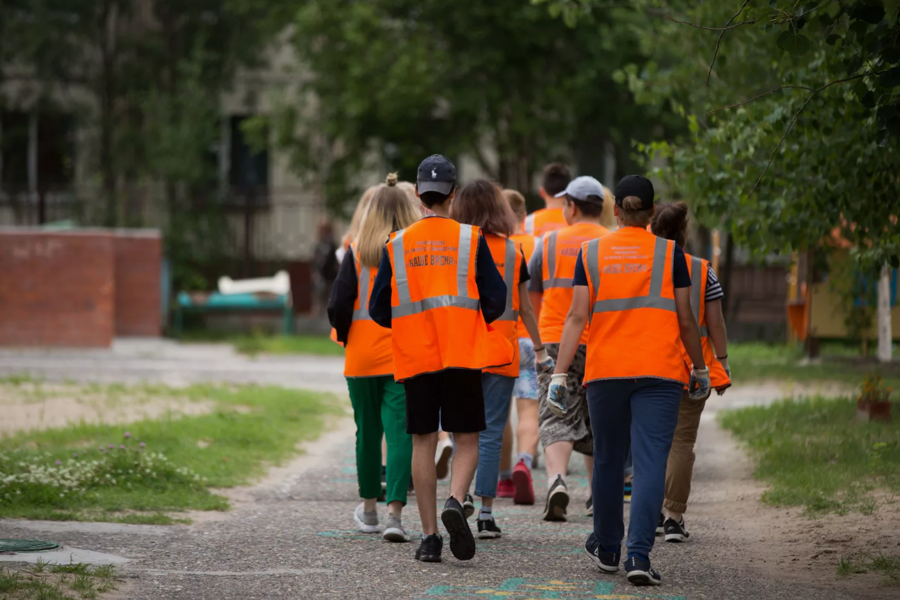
[178,331,344,357]
[0,383,342,523]
[729,342,900,396]
[720,396,900,515]
[0,562,118,599]
[838,553,900,584]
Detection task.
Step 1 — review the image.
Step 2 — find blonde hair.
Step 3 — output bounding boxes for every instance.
[356,173,422,268]
[502,188,527,222]
[341,184,379,250]
[618,196,655,228]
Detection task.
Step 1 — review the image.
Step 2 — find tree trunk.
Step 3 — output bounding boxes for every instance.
[878,264,893,363]
[99,1,118,227]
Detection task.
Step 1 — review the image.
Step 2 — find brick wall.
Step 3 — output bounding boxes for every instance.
[114,231,162,336]
[0,230,115,347]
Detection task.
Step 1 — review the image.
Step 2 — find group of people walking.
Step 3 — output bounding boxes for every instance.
[327,156,731,587]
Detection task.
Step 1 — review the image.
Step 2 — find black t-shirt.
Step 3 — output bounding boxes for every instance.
[573,244,691,288]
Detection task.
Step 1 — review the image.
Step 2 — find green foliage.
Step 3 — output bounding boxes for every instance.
[267,0,678,214]
[539,0,900,271]
[720,396,900,515]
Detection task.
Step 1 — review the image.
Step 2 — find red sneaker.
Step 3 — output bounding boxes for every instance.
[512,460,535,505]
[497,478,515,498]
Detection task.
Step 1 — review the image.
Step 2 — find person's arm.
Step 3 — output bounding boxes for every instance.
[705,299,728,372]
[519,281,543,347]
[676,287,705,369]
[527,242,544,322]
[368,247,394,329]
[326,249,359,343]
[551,286,590,375]
[475,234,507,324]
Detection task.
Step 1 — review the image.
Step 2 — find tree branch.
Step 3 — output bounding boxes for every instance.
[707,85,815,114]
[746,74,870,199]
[707,0,753,86]
[666,16,757,32]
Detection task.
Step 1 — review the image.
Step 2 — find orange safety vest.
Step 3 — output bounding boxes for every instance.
[343,245,394,378]
[684,253,732,391]
[484,233,522,378]
[524,208,567,237]
[539,222,610,345]
[385,217,514,381]
[510,233,536,339]
[580,226,689,385]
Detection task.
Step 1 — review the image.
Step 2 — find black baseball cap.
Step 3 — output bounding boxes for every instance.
[416,154,457,195]
[614,175,655,210]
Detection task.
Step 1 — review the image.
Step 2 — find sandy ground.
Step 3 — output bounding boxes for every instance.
[0,341,896,599]
[0,381,214,436]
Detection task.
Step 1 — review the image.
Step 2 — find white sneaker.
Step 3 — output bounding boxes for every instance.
[382,514,410,542]
[435,438,453,480]
[353,503,380,533]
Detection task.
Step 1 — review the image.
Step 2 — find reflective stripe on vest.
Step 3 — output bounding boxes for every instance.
[390,224,479,319]
[498,238,518,322]
[689,255,709,337]
[543,231,573,289]
[587,236,675,314]
[353,256,373,322]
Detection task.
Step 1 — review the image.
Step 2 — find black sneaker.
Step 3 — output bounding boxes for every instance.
[585,495,593,517]
[584,534,619,573]
[624,556,661,586]
[663,517,690,543]
[543,475,569,522]
[441,497,476,560]
[476,518,502,539]
[414,533,443,562]
[463,493,475,519]
[656,513,664,535]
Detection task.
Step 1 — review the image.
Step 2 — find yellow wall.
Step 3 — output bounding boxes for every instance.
[809,282,900,340]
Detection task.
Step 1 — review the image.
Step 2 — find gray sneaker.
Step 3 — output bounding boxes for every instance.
[382,514,410,542]
[353,503,379,533]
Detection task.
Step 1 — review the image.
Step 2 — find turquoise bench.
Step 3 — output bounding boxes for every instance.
[173,291,294,337]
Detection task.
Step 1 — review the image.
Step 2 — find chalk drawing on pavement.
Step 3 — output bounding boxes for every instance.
[418,578,685,599]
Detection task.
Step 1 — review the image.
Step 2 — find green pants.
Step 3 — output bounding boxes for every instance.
[346,376,412,505]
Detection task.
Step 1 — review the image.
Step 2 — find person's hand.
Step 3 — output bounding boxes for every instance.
[534,347,555,374]
[688,366,711,401]
[546,373,568,418]
[717,357,731,396]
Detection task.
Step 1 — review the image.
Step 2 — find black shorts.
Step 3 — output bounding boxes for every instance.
[403,369,486,435]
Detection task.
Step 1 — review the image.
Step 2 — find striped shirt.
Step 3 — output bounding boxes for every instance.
[706,267,724,302]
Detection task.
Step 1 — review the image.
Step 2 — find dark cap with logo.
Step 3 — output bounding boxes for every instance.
[614,175,655,210]
[416,154,457,195]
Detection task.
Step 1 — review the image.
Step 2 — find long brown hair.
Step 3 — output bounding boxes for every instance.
[452,180,518,236]
[356,173,422,267]
[650,202,689,248]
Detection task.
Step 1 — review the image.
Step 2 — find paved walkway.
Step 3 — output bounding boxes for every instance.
[0,343,886,599]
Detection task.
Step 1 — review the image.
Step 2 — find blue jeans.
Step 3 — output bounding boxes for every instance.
[587,378,683,559]
[474,373,516,498]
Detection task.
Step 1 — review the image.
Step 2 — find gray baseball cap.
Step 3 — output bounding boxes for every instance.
[554,175,605,203]
[416,154,457,195]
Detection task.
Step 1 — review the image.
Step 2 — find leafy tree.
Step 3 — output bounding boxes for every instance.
[537,0,900,271]
[264,0,679,214]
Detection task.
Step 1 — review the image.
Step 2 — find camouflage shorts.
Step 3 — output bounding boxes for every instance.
[537,344,593,456]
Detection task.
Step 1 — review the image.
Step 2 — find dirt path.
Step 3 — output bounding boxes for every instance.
[0,350,896,599]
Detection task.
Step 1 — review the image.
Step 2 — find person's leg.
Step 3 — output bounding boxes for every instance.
[515,398,540,460]
[626,380,683,561]
[586,379,632,553]
[346,377,384,510]
[403,373,444,537]
[664,390,705,522]
[412,432,440,534]
[382,377,413,518]
[500,415,513,479]
[475,374,515,509]
[544,441,574,485]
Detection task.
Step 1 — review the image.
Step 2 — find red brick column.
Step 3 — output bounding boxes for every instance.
[114,230,162,336]
[0,230,115,347]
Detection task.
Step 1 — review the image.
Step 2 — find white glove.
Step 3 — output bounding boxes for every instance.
[688,366,711,401]
[546,373,568,418]
[534,347,555,374]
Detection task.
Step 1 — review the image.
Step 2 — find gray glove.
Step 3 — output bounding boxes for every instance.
[689,366,711,401]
